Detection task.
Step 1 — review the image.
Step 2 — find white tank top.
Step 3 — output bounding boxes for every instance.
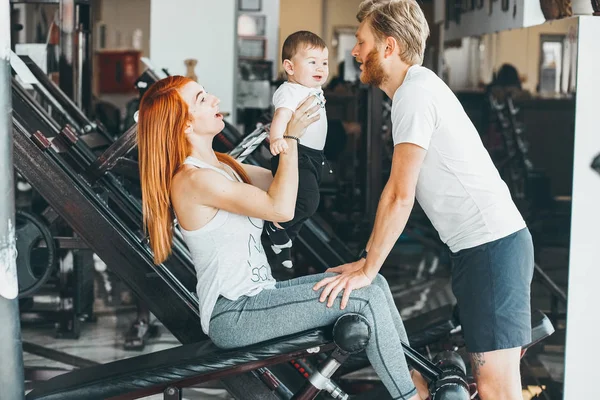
[178,156,276,334]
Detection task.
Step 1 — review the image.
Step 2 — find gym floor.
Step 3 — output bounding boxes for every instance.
[22,239,567,399]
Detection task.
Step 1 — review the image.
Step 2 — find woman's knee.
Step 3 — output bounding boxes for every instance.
[356,284,388,309]
[208,329,235,349]
[372,273,391,292]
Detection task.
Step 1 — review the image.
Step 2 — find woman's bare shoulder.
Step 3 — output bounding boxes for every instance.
[172,166,217,198]
[171,167,221,229]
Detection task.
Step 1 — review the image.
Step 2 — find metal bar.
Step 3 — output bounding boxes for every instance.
[255,367,295,399]
[89,124,138,179]
[402,343,443,381]
[0,1,25,397]
[36,236,88,249]
[534,262,567,304]
[59,0,75,102]
[75,19,84,108]
[56,0,91,116]
[79,131,111,149]
[24,367,71,383]
[110,158,141,180]
[12,56,81,131]
[22,341,99,368]
[20,55,99,135]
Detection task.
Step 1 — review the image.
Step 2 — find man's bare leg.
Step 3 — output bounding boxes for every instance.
[470,347,522,400]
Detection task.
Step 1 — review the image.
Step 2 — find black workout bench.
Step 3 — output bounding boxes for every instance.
[26,315,366,400]
[25,306,553,400]
[25,307,458,400]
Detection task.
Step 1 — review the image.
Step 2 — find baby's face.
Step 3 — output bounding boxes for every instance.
[288,46,329,88]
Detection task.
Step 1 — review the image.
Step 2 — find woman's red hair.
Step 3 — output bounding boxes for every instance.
[137,75,250,264]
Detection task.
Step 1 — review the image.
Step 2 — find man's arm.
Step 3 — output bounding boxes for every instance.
[312,142,427,308]
[362,142,426,279]
[313,85,436,309]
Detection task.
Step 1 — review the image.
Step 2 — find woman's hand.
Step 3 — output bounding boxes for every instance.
[286,95,321,138]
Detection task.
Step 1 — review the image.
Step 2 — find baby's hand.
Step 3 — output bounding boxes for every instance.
[270,138,289,156]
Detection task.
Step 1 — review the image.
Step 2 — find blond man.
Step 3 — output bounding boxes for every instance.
[314,1,533,399]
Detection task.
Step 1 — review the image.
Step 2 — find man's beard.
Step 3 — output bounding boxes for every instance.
[360,48,386,87]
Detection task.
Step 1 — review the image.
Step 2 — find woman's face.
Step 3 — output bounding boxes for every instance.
[179,81,225,136]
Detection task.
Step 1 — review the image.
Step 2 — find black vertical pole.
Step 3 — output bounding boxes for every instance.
[0,1,25,399]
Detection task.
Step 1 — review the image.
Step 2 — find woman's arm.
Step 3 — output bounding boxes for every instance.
[186,146,296,222]
[237,106,301,190]
[238,162,273,192]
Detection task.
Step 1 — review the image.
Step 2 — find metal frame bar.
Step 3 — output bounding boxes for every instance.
[22,342,99,369]
[89,124,137,179]
[19,55,109,139]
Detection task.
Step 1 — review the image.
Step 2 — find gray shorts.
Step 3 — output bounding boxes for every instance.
[450,228,534,353]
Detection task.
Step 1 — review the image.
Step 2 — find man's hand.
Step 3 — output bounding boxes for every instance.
[270,138,289,156]
[325,259,365,274]
[313,268,373,310]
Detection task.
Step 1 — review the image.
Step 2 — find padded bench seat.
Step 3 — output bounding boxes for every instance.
[26,306,459,400]
[26,328,335,400]
[25,306,551,400]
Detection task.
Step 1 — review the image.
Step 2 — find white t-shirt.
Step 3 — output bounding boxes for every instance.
[272,81,328,150]
[392,65,526,252]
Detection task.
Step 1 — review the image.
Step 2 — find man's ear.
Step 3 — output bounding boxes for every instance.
[384,36,398,58]
[283,59,295,76]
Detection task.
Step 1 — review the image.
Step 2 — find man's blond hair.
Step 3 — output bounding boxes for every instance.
[357,0,430,65]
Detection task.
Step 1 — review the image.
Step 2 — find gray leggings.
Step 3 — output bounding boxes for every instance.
[209,273,417,400]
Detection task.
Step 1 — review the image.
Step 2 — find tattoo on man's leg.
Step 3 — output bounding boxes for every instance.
[471,352,486,377]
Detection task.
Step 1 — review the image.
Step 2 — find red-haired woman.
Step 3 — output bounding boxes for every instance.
[137,76,423,400]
